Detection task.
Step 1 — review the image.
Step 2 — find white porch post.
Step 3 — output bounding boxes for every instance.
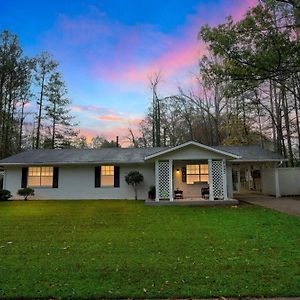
[274,167,281,198]
[237,167,241,193]
[223,159,228,200]
[169,159,173,201]
[208,159,214,200]
[155,160,159,202]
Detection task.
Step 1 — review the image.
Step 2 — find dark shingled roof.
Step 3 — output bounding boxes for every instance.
[0,147,166,165]
[0,144,284,165]
[213,145,284,162]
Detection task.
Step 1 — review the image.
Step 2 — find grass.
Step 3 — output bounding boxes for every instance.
[0,200,300,299]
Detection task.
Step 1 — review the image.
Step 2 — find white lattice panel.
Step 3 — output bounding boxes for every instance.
[158,161,170,199]
[211,160,226,199]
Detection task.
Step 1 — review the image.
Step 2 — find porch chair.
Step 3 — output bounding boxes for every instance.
[174,189,183,199]
[201,187,209,199]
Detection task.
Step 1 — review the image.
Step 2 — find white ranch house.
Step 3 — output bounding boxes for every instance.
[1,141,298,202]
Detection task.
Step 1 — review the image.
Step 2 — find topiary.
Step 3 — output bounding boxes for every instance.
[125,171,144,200]
[17,187,35,201]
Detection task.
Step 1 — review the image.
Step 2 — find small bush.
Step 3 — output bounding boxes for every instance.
[0,189,12,201]
[17,188,35,201]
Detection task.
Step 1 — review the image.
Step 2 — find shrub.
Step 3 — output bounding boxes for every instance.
[125,171,144,200]
[17,188,35,201]
[0,189,12,201]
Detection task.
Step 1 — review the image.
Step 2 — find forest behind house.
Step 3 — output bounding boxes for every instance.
[0,0,300,167]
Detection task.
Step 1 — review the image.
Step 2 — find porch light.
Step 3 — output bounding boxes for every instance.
[176,169,180,174]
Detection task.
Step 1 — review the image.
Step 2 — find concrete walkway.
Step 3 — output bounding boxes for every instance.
[236,192,300,217]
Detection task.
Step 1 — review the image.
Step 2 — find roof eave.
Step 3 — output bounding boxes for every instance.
[229,158,287,163]
[144,141,241,160]
[0,161,149,166]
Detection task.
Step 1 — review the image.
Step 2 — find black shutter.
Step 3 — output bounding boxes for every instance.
[21,167,28,188]
[114,166,120,187]
[95,166,101,188]
[52,167,59,188]
[182,166,187,183]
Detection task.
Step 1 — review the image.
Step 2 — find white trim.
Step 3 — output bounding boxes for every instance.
[223,159,228,200]
[274,168,281,198]
[229,159,287,163]
[155,160,159,202]
[169,159,173,201]
[208,159,214,200]
[144,141,241,160]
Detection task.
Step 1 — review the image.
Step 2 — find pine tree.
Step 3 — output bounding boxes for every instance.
[44,72,77,149]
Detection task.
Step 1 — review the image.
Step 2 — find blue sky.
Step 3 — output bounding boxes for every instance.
[0,0,256,144]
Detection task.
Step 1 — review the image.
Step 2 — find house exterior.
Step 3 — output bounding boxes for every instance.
[0,141,286,201]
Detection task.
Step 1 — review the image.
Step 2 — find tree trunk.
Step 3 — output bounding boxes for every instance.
[36,73,45,149]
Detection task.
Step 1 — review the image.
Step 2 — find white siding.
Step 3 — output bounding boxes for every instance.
[278,167,300,196]
[261,167,300,196]
[4,163,155,200]
[261,168,276,195]
[152,144,230,161]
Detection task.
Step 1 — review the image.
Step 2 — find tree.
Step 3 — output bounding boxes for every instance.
[34,52,58,149]
[125,171,144,200]
[91,136,118,148]
[44,72,78,149]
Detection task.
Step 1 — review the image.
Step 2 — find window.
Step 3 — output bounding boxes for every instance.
[28,167,53,187]
[186,164,209,184]
[101,165,114,187]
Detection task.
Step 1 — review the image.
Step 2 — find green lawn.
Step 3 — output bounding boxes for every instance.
[0,200,300,299]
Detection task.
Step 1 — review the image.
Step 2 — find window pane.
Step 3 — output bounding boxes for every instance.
[28,176,40,186]
[101,175,114,186]
[200,164,208,174]
[101,165,114,176]
[187,175,200,184]
[187,165,199,175]
[41,177,53,186]
[29,167,40,176]
[200,174,209,183]
[41,167,53,176]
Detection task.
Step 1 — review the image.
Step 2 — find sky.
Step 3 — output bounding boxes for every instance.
[0,0,257,146]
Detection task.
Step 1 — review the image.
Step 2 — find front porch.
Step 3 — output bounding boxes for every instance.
[154,158,229,202]
[145,198,239,206]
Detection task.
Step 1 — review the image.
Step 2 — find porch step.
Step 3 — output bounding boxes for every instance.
[145,199,239,206]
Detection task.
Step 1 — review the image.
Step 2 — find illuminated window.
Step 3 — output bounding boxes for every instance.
[186,164,209,184]
[101,165,114,187]
[28,167,53,187]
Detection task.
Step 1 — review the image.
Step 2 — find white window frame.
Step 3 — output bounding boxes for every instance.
[186,164,209,185]
[28,166,54,187]
[101,165,114,187]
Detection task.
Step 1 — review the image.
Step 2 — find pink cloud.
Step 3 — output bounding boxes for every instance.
[94,114,142,125]
[71,104,115,115]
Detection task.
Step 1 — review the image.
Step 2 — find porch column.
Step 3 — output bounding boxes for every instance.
[274,167,281,198]
[237,167,241,193]
[208,159,214,200]
[223,159,228,200]
[155,160,159,201]
[169,159,173,201]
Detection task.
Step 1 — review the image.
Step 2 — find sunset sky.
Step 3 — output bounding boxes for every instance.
[1,0,256,145]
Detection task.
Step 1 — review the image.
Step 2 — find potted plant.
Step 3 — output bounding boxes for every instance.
[148,185,155,199]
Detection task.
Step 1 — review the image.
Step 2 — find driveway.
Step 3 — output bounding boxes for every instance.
[236,192,300,217]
